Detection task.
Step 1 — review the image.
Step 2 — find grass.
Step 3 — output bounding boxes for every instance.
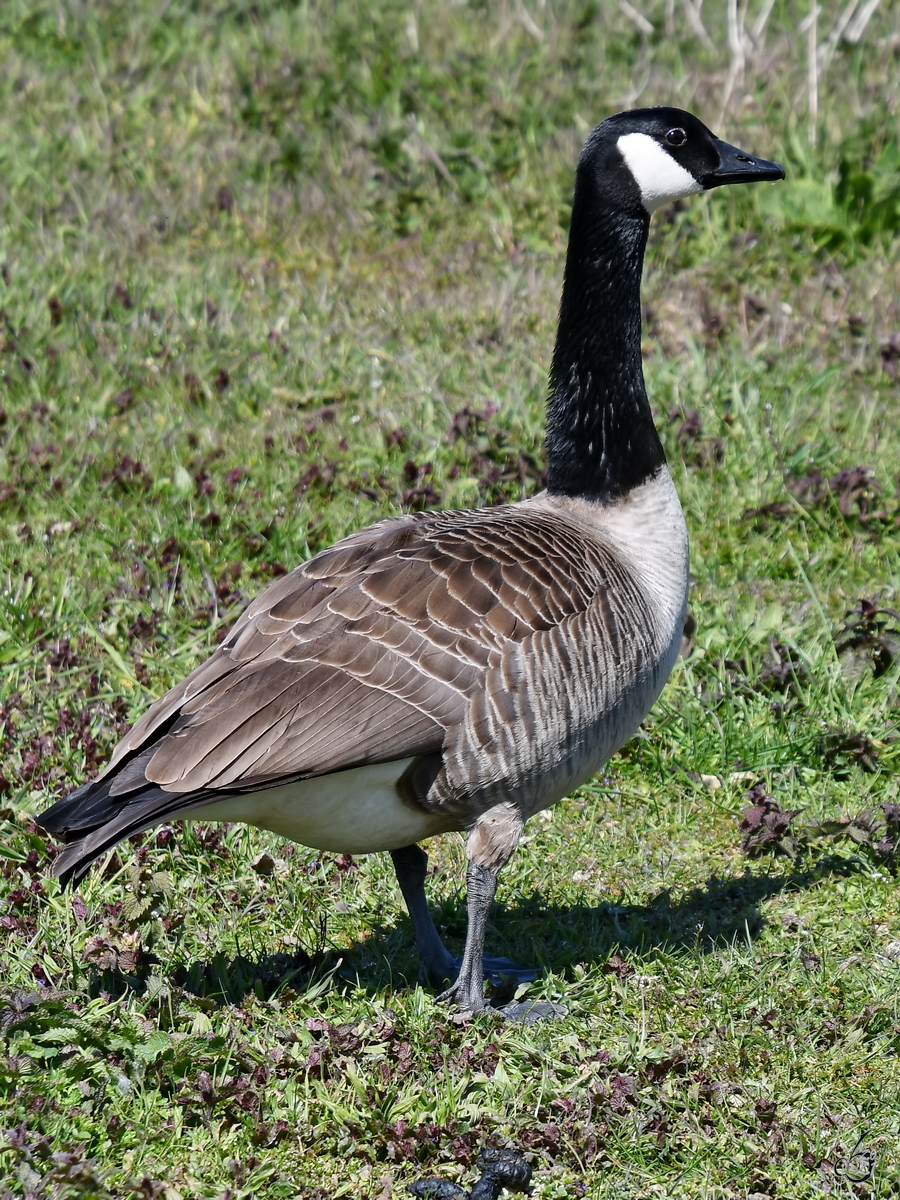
[1,0,900,1196]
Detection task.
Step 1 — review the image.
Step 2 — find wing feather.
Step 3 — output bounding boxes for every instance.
[42,505,626,852]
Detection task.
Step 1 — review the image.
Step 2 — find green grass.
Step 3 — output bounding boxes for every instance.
[1,0,900,1196]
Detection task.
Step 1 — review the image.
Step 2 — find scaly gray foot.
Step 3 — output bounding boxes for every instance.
[436,955,565,1022]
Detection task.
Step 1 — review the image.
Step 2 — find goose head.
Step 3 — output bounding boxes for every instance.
[579,106,785,216]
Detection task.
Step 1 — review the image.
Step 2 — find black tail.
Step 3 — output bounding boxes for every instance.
[38,770,201,889]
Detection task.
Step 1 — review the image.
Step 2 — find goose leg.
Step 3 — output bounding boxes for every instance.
[441,858,565,1022]
[436,802,543,1016]
[390,844,456,984]
[437,858,499,1013]
[435,858,543,1015]
[391,842,537,1001]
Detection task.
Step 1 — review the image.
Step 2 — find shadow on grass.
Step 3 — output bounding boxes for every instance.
[505,852,864,959]
[88,853,865,1006]
[87,946,334,1006]
[171,948,325,1005]
[347,851,868,996]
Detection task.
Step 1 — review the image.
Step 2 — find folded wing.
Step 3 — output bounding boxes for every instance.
[40,506,606,868]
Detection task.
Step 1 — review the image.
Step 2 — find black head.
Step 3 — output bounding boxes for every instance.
[578,106,785,217]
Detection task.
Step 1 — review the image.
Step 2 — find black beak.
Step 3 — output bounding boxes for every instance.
[704,137,785,189]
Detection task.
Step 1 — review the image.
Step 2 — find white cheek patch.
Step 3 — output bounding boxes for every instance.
[617,132,703,212]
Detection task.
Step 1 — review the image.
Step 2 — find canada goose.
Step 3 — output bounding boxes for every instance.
[39,108,783,1017]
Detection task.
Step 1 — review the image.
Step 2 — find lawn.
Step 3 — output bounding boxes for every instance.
[1,0,899,1196]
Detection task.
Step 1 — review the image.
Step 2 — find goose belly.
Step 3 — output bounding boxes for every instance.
[192,759,460,854]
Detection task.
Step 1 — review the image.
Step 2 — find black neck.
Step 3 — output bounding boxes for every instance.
[546,197,665,502]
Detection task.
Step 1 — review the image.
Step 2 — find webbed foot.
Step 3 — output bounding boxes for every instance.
[495,998,568,1023]
[437,956,564,1022]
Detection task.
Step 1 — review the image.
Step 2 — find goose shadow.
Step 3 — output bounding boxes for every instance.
[346,851,866,999]
[91,852,863,1006]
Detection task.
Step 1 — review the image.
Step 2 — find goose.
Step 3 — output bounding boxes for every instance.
[38,108,783,1017]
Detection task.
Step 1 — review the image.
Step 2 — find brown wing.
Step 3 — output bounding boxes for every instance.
[99,505,603,795]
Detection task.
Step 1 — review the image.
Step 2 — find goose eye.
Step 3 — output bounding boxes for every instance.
[665,128,687,147]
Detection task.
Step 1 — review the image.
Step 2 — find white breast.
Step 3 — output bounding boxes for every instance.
[596,466,690,660]
[534,467,689,669]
